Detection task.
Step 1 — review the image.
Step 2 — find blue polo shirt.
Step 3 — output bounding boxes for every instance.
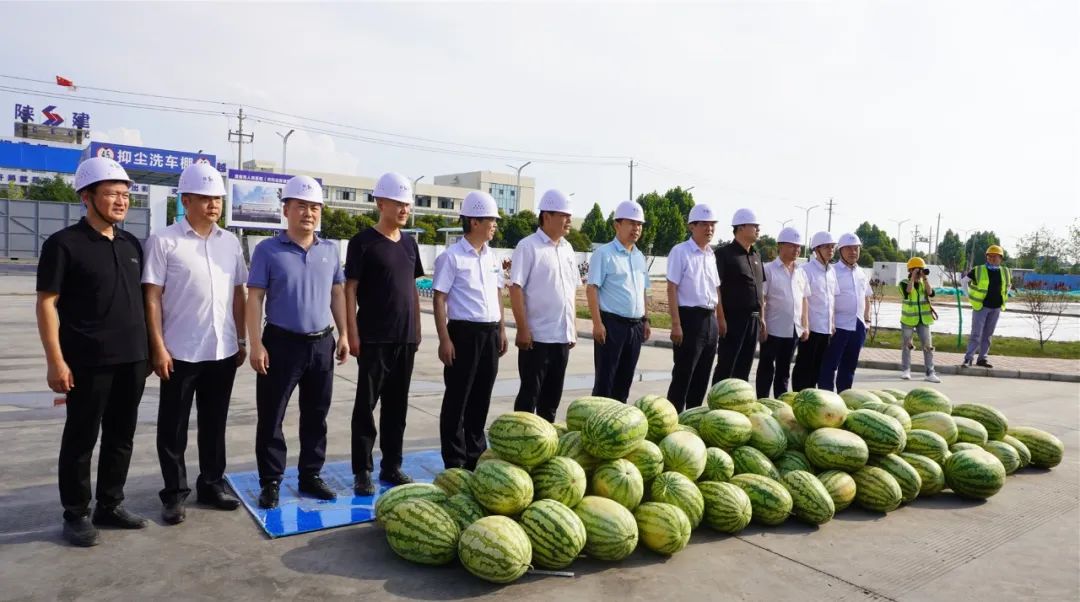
[248,232,344,334]
[587,239,648,319]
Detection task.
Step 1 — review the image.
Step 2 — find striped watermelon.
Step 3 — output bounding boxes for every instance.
[871,454,922,503]
[899,452,946,496]
[952,403,1009,441]
[519,499,587,570]
[781,470,836,525]
[678,406,712,430]
[882,388,909,401]
[744,402,773,416]
[591,459,644,510]
[375,483,448,525]
[470,459,534,516]
[905,429,950,463]
[903,388,952,415]
[488,411,559,468]
[674,424,700,437]
[698,409,753,449]
[650,471,705,529]
[880,404,913,432]
[860,401,890,413]
[871,389,898,404]
[775,450,814,475]
[953,416,989,445]
[634,502,692,555]
[851,466,903,513]
[816,470,857,511]
[634,394,680,442]
[623,439,665,482]
[574,496,639,561]
[434,468,473,497]
[531,456,587,508]
[444,493,487,531]
[476,448,501,466]
[747,413,788,459]
[556,430,601,475]
[698,481,753,533]
[1001,434,1032,468]
[910,412,959,445]
[843,409,906,456]
[582,404,649,460]
[731,446,782,480]
[793,389,849,430]
[839,389,881,410]
[707,378,757,413]
[772,405,809,451]
[729,473,793,525]
[779,391,798,405]
[981,441,1022,475]
[701,447,735,482]
[659,430,708,480]
[566,396,621,431]
[804,428,870,472]
[553,422,569,437]
[458,515,532,583]
[944,449,1007,498]
[1007,426,1064,469]
[757,397,787,411]
[950,443,983,453]
[383,499,460,566]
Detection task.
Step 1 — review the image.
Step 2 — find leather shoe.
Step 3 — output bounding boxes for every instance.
[298,475,336,500]
[258,482,280,509]
[379,468,414,486]
[62,516,99,547]
[92,504,148,529]
[353,471,376,496]
[976,359,994,368]
[197,487,241,511]
[162,501,186,525]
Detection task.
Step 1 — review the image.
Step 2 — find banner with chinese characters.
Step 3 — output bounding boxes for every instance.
[225,169,319,231]
[86,142,215,176]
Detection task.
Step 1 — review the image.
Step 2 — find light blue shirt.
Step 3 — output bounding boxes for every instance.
[587,239,648,319]
[248,233,344,334]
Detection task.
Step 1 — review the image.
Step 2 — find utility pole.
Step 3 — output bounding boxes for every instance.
[228,107,253,171]
[934,212,942,256]
[911,224,921,257]
[629,159,638,201]
[826,197,835,231]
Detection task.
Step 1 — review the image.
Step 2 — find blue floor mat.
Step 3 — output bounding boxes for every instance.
[224,449,443,538]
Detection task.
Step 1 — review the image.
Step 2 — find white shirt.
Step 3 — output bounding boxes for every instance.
[142,219,247,362]
[834,261,872,330]
[432,238,504,323]
[510,229,579,344]
[666,238,719,309]
[796,258,837,335]
[763,258,799,339]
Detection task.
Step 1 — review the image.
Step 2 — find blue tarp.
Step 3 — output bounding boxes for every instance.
[0,140,82,173]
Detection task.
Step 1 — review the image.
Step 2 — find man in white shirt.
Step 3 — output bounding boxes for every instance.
[510,190,578,422]
[791,231,837,391]
[755,227,802,399]
[665,204,721,412]
[433,192,507,469]
[818,233,872,392]
[142,162,247,525]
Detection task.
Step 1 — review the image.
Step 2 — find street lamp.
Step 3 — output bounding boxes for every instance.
[276,129,295,173]
[685,186,695,193]
[777,219,792,230]
[795,204,819,257]
[506,161,532,212]
[411,175,425,227]
[889,218,910,251]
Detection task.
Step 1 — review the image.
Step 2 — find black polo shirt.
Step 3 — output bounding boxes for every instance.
[715,240,766,313]
[345,228,424,344]
[36,218,148,368]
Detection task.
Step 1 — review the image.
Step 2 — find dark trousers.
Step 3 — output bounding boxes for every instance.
[712,309,760,383]
[352,343,417,474]
[667,307,718,412]
[440,321,499,470]
[755,333,797,399]
[592,312,645,402]
[156,356,238,504]
[818,320,866,393]
[255,329,334,484]
[58,361,147,520]
[792,332,831,392]
[514,342,571,422]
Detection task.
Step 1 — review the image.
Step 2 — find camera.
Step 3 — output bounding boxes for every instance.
[921,268,930,275]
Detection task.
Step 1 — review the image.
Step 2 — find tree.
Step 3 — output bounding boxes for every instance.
[27,176,78,203]
[756,234,778,262]
[565,228,592,252]
[0,182,24,199]
[962,231,1002,271]
[857,248,875,268]
[867,278,886,343]
[636,190,688,256]
[936,229,965,286]
[580,203,613,244]
[1015,280,1071,350]
[320,208,359,240]
[1016,226,1067,273]
[855,222,903,261]
[496,210,537,249]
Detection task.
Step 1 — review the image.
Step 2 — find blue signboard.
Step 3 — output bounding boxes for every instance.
[86,142,215,176]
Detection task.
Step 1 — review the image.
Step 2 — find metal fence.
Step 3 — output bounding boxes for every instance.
[0,198,150,259]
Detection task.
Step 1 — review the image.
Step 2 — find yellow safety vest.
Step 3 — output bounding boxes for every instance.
[968,265,1011,312]
[899,280,934,327]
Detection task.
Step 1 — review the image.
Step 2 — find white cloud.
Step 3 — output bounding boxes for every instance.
[92,127,144,146]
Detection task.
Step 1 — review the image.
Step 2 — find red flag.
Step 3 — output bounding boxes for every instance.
[56,75,76,90]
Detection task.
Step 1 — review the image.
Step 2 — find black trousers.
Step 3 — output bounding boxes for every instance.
[514,342,571,422]
[712,309,760,383]
[59,360,147,520]
[792,331,831,392]
[755,333,797,399]
[667,307,718,412]
[440,321,499,470]
[255,329,334,484]
[592,312,645,403]
[156,356,238,504]
[352,343,417,474]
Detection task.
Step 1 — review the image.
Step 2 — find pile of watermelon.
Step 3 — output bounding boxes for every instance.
[374,381,1064,584]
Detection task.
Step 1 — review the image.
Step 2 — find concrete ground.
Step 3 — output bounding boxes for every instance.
[0,273,1077,601]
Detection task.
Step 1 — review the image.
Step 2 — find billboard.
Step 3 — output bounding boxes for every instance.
[86,142,216,176]
[225,169,321,231]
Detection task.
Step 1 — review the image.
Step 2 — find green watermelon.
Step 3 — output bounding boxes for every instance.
[650,471,705,529]
[882,388,908,400]
[674,424,700,437]
[1007,426,1064,469]
[899,452,946,496]
[519,499,587,569]
[951,403,1009,441]
[981,440,1022,475]
[793,389,849,430]
[880,404,913,431]
[743,401,773,416]
[622,439,665,482]
[553,422,568,437]
[747,413,788,459]
[434,467,473,497]
[566,396,621,431]
[383,498,460,566]
[531,456,587,507]
[839,389,881,410]
[582,405,649,460]
[698,409,753,449]
[458,515,532,583]
[634,394,680,442]
[634,502,692,555]
[950,443,983,453]
[476,448,501,466]
[375,483,448,525]
[871,389,898,404]
[903,388,952,415]
[851,466,903,513]
[678,406,712,430]
[871,454,922,503]
[556,430,601,475]
[700,447,735,482]
[905,429,950,463]
[816,470,857,511]
[1001,434,1032,468]
[444,493,487,531]
[698,481,753,533]
[658,430,708,480]
[844,409,906,456]
[910,412,959,445]
[574,496,639,561]
[772,405,809,451]
[860,400,891,413]
[707,378,757,413]
[730,446,782,480]
[944,449,1007,499]
[954,416,989,445]
[729,473,793,526]
[779,391,798,405]
[470,459,534,516]
[757,397,787,411]
[487,411,559,468]
[775,450,814,475]
[781,470,836,525]
[804,428,870,472]
[591,459,644,510]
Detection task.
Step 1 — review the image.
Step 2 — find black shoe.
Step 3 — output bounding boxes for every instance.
[162,501,186,525]
[197,487,241,511]
[961,358,972,368]
[353,472,376,496]
[92,505,148,529]
[298,475,336,501]
[976,359,994,368]
[379,468,414,486]
[258,482,280,509]
[62,516,99,547]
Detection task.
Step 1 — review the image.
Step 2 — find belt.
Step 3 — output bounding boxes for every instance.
[264,323,334,341]
[448,320,500,330]
[678,306,715,314]
[601,311,643,325]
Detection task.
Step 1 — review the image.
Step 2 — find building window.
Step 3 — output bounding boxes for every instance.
[416,195,432,208]
[336,189,355,202]
[438,197,454,210]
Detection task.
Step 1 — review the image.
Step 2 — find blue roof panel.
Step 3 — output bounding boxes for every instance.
[0,140,83,173]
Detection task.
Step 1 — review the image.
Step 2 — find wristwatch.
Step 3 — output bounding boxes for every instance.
[237,338,248,347]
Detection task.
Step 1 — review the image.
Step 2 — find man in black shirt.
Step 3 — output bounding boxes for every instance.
[346,172,424,495]
[36,157,149,547]
[712,208,766,383]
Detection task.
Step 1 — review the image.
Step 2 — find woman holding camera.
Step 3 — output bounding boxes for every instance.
[899,257,940,383]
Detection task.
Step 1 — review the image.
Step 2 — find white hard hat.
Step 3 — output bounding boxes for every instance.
[74,157,132,192]
[614,200,645,222]
[688,203,718,223]
[178,161,226,197]
[810,231,836,249]
[461,191,499,218]
[777,226,803,245]
[281,175,324,204]
[731,208,759,226]
[837,232,862,248]
[373,172,413,204]
[538,189,573,215]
